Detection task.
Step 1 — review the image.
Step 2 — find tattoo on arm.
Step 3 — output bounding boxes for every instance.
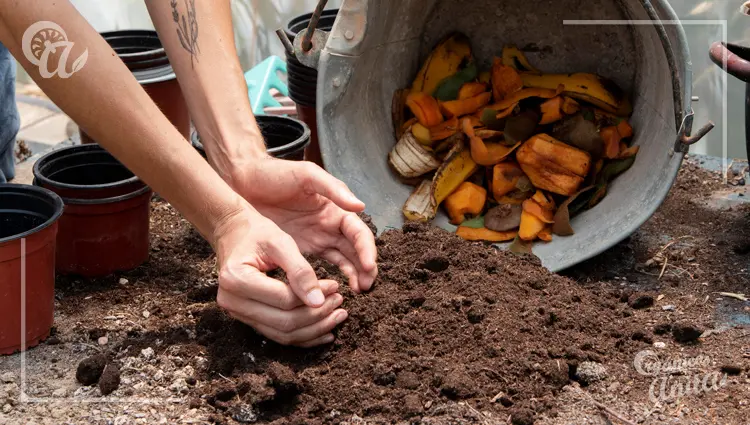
[170,0,200,67]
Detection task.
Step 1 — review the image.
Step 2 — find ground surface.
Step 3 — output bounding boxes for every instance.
[0,156,749,425]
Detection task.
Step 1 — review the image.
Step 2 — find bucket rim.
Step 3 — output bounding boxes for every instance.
[0,183,64,245]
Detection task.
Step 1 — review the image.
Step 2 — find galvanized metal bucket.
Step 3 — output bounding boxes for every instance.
[307,0,711,272]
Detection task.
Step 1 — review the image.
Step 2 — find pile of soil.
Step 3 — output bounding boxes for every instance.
[186,222,647,425]
[4,157,748,425]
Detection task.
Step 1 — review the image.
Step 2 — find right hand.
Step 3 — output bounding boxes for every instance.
[212,204,349,347]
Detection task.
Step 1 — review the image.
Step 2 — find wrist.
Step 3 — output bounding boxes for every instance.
[199,122,268,183]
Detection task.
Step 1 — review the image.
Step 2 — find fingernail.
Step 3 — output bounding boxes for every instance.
[324,334,335,344]
[333,294,344,305]
[307,289,325,306]
[342,189,363,205]
[334,310,348,324]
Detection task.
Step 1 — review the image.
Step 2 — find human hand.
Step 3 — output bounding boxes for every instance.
[212,205,348,347]
[226,157,378,293]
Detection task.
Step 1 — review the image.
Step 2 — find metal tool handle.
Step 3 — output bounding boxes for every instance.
[301,0,329,52]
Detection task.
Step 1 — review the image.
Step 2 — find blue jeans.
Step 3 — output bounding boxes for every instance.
[0,42,19,183]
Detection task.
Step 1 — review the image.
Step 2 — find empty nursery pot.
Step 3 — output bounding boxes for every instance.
[33,145,152,277]
[193,115,311,161]
[0,184,63,355]
[80,30,190,144]
[285,8,339,167]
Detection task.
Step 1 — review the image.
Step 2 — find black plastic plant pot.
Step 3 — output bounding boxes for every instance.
[193,115,311,161]
[284,9,339,105]
[33,145,152,277]
[0,184,64,355]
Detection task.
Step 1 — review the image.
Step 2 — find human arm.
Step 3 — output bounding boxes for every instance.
[145,0,378,292]
[0,0,342,346]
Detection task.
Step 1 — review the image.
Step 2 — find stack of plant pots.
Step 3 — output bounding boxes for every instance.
[193,115,311,161]
[33,144,152,277]
[0,184,63,354]
[80,30,190,144]
[284,9,339,168]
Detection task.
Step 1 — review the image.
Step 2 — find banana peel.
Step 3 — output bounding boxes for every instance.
[520,73,632,116]
[411,33,473,96]
[502,46,541,74]
[389,130,442,178]
[432,140,479,207]
[403,180,436,222]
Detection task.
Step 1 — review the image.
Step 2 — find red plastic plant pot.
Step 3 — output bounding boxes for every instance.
[33,145,153,278]
[0,184,63,355]
[80,30,190,144]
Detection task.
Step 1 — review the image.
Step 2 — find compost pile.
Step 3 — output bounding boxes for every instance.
[390,33,638,250]
[196,222,644,425]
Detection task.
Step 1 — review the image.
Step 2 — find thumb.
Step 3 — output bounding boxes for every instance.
[304,163,365,212]
[264,234,325,308]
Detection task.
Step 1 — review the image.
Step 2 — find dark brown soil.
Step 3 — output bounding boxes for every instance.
[43,156,750,425]
[184,222,655,425]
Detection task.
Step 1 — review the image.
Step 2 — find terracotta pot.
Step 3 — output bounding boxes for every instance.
[295,104,322,167]
[33,145,152,277]
[193,115,311,161]
[0,184,63,355]
[81,30,190,144]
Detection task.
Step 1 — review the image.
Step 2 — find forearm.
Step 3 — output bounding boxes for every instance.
[145,0,266,184]
[0,0,247,244]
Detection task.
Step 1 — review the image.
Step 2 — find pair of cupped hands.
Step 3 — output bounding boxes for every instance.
[211,156,378,347]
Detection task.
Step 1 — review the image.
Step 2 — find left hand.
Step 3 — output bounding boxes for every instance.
[226,156,378,293]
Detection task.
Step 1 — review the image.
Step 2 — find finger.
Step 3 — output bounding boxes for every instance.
[250,308,348,347]
[340,214,378,291]
[224,292,344,333]
[297,333,336,348]
[220,265,339,310]
[302,163,365,212]
[263,235,325,308]
[321,249,360,293]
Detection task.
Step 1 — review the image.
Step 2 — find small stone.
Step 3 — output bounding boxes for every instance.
[185,376,197,386]
[576,362,608,385]
[98,336,109,346]
[2,403,11,413]
[662,305,676,311]
[169,379,188,394]
[653,342,666,349]
[141,347,155,359]
[98,364,121,396]
[0,372,15,383]
[628,294,654,309]
[672,322,703,343]
[153,370,165,382]
[52,388,67,398]
[230,404,258,423]
[118,278,129,285]
[142,311,150,319]
[76,354,107,385]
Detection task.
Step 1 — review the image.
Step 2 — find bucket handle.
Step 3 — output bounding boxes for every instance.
[708,41,750,83]
[639,0,714,152]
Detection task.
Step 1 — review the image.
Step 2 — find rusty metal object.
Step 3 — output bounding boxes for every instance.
[301,0,330,52]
